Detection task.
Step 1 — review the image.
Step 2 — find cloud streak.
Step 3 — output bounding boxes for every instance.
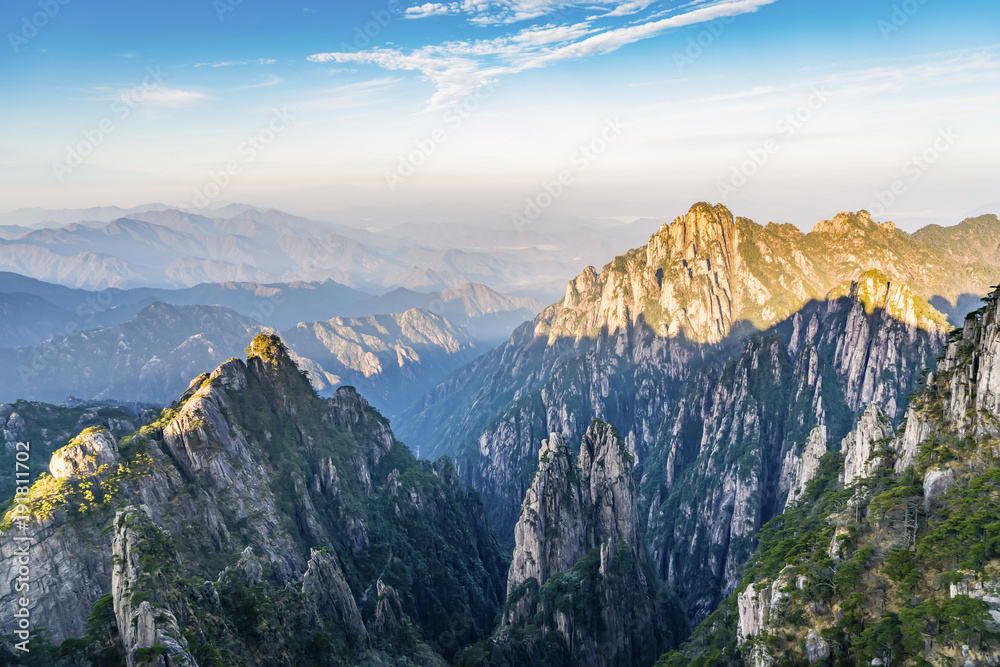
[119,87,211,107]
[309,0,777,108]
[195,58,277,68]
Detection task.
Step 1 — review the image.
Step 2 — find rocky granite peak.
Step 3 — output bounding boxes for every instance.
[495,420,686,666]
[664,201,737,265]
[578,419,638,550]
[811,210,878,236]
[505,432,586,604]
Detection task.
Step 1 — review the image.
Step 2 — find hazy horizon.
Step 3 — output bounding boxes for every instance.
[2,0,998,231]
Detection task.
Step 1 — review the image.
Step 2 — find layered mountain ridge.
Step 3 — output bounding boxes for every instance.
[4,200,1000,666]
[0,302,488,416]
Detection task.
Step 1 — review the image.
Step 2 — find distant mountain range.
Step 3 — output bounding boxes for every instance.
[0,301,487,415]
[0,204,659,303]
[0,272,541,347]
[0,270,542,412]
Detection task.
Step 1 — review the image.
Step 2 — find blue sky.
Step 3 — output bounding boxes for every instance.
[1,0,998,229]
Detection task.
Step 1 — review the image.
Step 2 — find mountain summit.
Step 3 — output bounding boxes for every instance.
[538,203,990,347]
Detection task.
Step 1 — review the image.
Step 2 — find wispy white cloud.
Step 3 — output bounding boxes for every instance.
[238,74,286,89]
[405,3,458,18]
[119,87,211,107]
[296,77,401,112]
[308,0,777,108]
[628,76,695,86]
[601,0,655,18]
[694,84,789,103]
[194,58,277,68]
[811,48,1000,99]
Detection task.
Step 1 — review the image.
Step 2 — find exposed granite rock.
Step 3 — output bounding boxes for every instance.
[504,433,586,623]
[805,629,830,663]
[498,420,684,666]
[780,425,828,507]
[112,507,198,667]
[0,515,113,643]
[49,427,121,479]
[371,579,404,640]
[160,356,306,580]
[823,271,948,418]
[923,467,956,510]
[644,337,801,622]
[302,547,369,647]
[842,403,894,486]
[895,303,1000,469]
[737,582,771,644]
[217,545,264,586]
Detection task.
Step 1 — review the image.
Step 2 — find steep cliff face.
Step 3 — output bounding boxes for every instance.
[780,425,828,508]
[400,205,952,545]
[667,289,1000,667]
[641,336,802,623]
[898,292,1000,467]
[112,507,199,667]
[815,269,948,419]
[480,420,686,667]
[504,433,586,614]
[639,272,946,624]
[0,333,507,664]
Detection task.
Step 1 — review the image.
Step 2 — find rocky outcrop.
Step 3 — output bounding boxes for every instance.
[112,507,198,667]
[302,548,368,647]
[780,425,828,507]
[1,408,25,449]
[49,427,121,479]
[842,403,894,486]
[805,629,830,663]
[160,355,306,579]
[923,467,956,510]
[737,582,771,643]
[505,433,586,617]
[896,301,1000,469]
[217,545,264,586]
[738,567,832,666]
[371,580,404,640]
[498,420,685,666]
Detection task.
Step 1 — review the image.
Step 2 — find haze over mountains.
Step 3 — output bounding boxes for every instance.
[0,204,657,303]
